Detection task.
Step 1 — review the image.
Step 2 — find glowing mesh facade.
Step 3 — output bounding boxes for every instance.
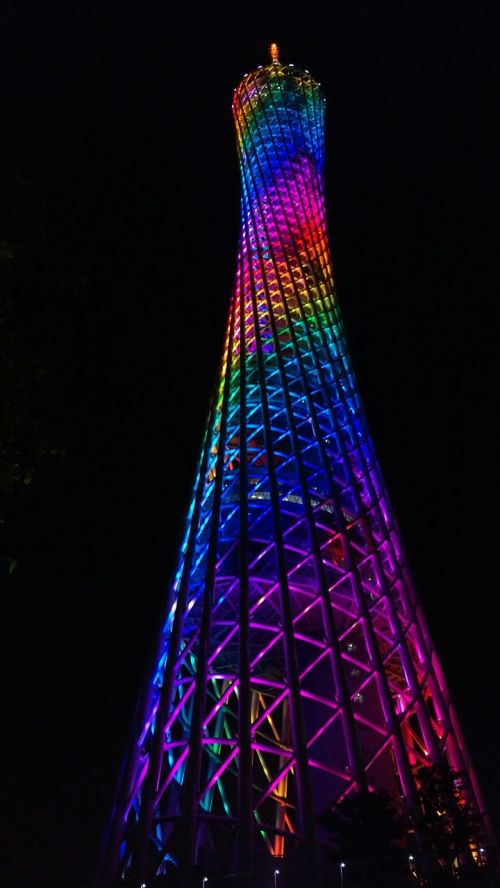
[100,51,488,886]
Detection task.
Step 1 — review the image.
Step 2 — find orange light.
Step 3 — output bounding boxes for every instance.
[270,42,279,63]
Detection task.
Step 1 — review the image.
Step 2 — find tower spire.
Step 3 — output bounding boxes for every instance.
[270,41,279,63]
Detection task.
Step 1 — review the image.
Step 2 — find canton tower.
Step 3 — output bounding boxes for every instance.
[100,45,489,886]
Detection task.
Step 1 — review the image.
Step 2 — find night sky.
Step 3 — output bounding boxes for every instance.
[2,3,499,886]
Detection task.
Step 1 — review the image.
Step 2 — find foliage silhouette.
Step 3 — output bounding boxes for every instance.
[318,788,410,887]
[414,760,491,885]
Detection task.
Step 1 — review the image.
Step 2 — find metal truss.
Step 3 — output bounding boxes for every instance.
[99,49,489,886]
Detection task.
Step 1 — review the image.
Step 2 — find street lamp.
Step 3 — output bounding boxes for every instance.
[340,861,346,887]
[202,878,208,888]
[273,869,280,888]
[408,855,416,878]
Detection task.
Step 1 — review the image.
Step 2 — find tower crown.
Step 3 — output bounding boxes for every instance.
[233,53,323,108]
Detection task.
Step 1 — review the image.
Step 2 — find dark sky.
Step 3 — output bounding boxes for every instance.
[2,3,499,886]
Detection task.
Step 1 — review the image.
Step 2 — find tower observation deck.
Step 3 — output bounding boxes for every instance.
[99,46,491,887]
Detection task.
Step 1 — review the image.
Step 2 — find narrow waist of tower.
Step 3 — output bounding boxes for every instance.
[239,213,334,312]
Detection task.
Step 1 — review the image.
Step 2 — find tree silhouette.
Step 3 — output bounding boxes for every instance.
[415,761,490,885]
[1,177,82,487]
[318,789,410,887]
[0,175,87,571]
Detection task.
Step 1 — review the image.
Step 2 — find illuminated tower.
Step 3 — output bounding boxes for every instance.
[99,45,489,886]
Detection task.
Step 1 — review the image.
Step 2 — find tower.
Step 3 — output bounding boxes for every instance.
[100,46,490,886]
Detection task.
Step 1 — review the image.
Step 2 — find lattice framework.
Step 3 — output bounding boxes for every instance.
[99,48,488,886]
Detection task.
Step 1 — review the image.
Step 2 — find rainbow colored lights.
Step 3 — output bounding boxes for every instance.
[99,53,489,886]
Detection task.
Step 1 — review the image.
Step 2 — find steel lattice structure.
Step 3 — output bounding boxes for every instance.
[100,47,489,886]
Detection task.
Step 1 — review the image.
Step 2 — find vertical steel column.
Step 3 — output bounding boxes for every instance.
[131,396,220,882]
[294,74,447,774]
[177,296,238,880]
[100,405,218,886]
[280,71,446,762]
[236,243,254,886]
[98,674,155,885]
[273,67,444,779]
[238,69,417,812]
[239,75,367,792]
[240,200,320,879]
